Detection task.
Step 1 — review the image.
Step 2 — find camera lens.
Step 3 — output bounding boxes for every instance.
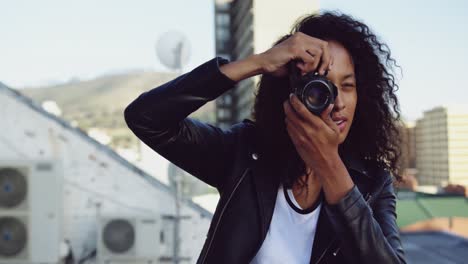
[289,68,337,116]
[303,81,330,109]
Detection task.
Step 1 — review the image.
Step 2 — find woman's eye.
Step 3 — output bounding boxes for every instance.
[343,83,355,88]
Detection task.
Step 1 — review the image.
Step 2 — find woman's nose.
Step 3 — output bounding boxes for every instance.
[333,90,345,111]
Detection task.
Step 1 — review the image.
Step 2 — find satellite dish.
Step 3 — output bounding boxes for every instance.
[156,31,191,72]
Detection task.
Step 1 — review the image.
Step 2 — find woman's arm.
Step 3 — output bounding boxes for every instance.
[219,54,264,82]
[324,171,406,263]
[124,33,332,191]
[124,56,261,191]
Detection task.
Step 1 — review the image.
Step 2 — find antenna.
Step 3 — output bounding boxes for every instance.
[156,31,191,74]
[156,31,192,264]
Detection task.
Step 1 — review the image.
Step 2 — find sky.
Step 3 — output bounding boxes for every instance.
[0,0,215,86]
[319,0,468,121]
[1,0,467,121]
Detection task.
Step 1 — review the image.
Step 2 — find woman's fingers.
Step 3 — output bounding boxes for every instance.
[304,37,331,75]
[309,48,323,73]
[285,116,305,145]
[318,42,331,75]
[297,50,316,75]
[263,32,331,77]
[283,99,306,129]
[320,104,339,133]
[287,94,324,128]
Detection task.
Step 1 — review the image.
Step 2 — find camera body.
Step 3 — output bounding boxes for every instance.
[289,62,338,116]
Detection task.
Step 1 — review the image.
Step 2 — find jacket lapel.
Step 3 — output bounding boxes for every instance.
[251,156,280,240]
[247,122,281,241]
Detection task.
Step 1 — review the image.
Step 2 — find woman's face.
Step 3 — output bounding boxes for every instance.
[326,40,357,144]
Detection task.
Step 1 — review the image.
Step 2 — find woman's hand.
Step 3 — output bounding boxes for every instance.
[219,32,332,82]
[283,93,340,174]
[283,93,355,204]
[258,32,333,77]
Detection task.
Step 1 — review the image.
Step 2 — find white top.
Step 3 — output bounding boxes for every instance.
[250,184,322,264]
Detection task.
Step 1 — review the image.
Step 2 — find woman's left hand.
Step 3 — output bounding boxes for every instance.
[284,93,356,204]
[283,93,341,174]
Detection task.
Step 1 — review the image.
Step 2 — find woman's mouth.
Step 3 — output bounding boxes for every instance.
[332,117,348,132]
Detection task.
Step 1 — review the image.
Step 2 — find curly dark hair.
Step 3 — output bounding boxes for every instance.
[251,11,402,189]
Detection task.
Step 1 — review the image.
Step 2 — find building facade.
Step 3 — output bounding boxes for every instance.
[415,106,468,186]
[214,0,319,128]
[0,82,212,264]
[400,120,416,170]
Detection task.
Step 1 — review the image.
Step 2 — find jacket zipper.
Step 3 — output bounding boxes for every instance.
[315,237,338,264]
[200,167,250,264]
[315,192,373,263]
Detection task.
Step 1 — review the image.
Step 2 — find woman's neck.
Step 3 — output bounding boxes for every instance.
[292,170,322,210]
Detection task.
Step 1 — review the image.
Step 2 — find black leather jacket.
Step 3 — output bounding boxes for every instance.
[124,57,406,264]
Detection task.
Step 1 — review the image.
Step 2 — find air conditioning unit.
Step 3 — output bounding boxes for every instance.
[97,215,164,263]
[0,160,63,264]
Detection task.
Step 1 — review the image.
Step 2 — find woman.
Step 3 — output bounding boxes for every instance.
[124,11,406,264]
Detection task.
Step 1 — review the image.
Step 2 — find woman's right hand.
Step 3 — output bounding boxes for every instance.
[258,32,333,77]
[219,32,332,82]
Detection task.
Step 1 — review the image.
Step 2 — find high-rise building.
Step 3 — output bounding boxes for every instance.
[400,120,416,170]
[214,0,319,128]
[214,0,236,129]
[415,106,468,186]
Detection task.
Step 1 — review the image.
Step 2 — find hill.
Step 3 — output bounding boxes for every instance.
[17,71,216,149]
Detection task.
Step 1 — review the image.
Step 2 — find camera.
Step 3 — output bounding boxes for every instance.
[288,61,338,116]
